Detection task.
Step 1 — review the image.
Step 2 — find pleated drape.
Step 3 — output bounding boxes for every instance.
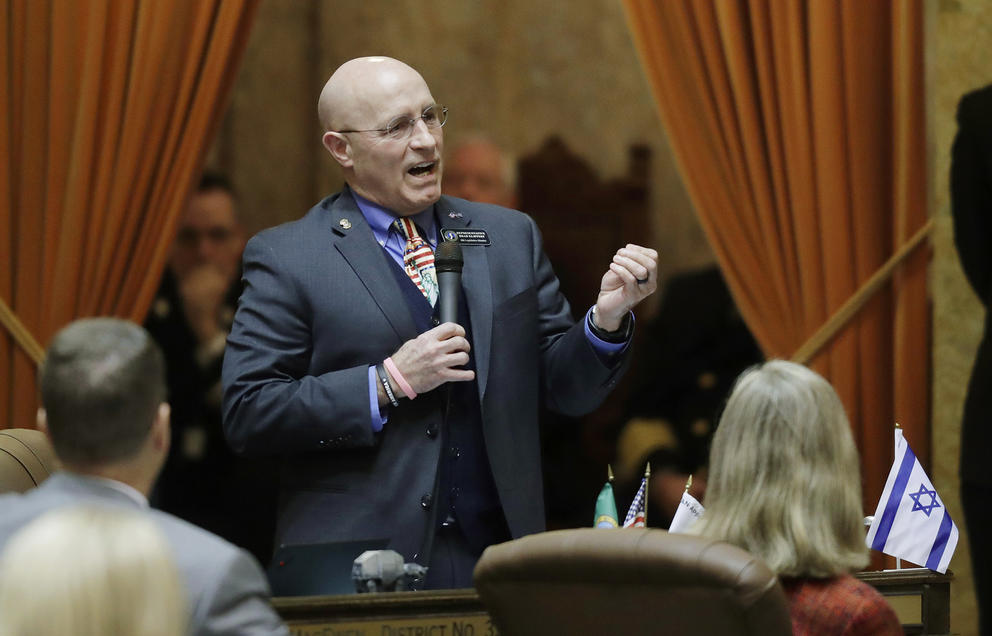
[1,0,258,429]
[621,0,929,515]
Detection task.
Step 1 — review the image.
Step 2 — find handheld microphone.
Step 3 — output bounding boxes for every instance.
[435,240,463,325]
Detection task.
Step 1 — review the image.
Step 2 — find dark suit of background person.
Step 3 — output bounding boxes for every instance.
[222,57,658,590]
[146,173,277,566]
[0,318,287,636]
[951,83,992,636]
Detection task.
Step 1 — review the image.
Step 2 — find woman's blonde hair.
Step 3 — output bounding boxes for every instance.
[690,360,868,577]
[0,506,188,636]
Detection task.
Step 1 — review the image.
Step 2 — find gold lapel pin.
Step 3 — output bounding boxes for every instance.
[339,218,352,230]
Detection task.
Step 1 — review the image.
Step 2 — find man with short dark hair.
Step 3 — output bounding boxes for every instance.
[223,56,659,589]
[0,318,287,636]
[41,318,167,467]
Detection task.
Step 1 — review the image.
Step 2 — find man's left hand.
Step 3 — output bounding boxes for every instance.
[593,244,659,331]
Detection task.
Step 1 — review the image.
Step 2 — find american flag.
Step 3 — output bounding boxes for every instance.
[623,476,647,528]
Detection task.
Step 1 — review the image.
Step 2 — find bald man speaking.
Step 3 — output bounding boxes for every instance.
[222,57,658,589]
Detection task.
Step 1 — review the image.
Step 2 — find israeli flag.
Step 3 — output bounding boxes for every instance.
[865,429,958,573]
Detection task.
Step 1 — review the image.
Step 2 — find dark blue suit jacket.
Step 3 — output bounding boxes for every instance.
[222,189,628,562]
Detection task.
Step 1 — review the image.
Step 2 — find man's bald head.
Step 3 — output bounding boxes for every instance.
[318,57,427,132]
[318,57,444,217]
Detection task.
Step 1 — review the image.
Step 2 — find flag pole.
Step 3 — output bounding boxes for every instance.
[894,422,901,571]
[643,462,651,526]
[608,464,614,484]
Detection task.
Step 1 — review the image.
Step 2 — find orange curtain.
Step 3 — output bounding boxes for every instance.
[1,0,258,430]
[622,0,928,515]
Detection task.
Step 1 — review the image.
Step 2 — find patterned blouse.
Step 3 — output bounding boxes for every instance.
[781,575,903,636]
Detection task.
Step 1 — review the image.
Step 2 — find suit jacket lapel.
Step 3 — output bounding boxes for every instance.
[437,197,493,400]
[329,190,419,343]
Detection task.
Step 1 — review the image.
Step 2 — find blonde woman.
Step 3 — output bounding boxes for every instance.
[690,360,901,636]
[0,506,188,636]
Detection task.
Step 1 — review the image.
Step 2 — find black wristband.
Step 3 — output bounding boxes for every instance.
[376,364,399,407]
[588,308,633,344]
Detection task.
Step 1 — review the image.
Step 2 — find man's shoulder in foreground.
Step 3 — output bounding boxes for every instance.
[0,476,288,636]
[0,473,125,541]
[147,508,289,636]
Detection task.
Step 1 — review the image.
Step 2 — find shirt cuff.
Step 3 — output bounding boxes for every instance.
[368,365,388,432]
[584,306,633,359]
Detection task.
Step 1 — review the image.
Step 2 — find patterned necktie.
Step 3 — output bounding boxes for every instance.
[393,218,438,306]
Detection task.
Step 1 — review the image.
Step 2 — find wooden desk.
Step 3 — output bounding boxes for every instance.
[274,589,496,636]
[273,568,951,636]
[856,568,952,636]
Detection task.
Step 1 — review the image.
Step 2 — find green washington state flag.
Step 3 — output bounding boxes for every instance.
[594,481,619,528]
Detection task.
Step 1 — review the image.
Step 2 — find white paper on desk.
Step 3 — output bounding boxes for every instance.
[669,490,704,534]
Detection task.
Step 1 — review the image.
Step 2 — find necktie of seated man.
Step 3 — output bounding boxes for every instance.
[394,218,438,306]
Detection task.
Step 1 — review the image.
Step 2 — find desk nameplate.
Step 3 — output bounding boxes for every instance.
[274,590,499,636]
[285,613,495,636]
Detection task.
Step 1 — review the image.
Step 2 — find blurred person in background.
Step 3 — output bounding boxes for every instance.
[146,172,277,566]
[442,135,518,209]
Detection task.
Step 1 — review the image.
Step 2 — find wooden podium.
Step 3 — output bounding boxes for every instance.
[859,568,952,636]
[272,568,951,636]
[274,588,495,636]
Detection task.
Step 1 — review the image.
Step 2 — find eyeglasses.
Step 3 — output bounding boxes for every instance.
[335,104,447,140]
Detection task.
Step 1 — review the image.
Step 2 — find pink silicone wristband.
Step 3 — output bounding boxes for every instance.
[383,357,417,400]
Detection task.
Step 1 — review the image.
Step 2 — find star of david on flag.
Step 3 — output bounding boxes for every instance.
[865,429,958,573]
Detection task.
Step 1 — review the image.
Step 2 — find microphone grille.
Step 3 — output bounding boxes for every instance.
[435,240,463,272]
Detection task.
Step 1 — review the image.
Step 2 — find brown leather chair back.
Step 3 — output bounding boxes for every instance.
[0,428,58,494]
[474,528,792,636]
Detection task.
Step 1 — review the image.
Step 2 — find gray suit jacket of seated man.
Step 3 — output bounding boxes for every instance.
[0,472,289,636]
